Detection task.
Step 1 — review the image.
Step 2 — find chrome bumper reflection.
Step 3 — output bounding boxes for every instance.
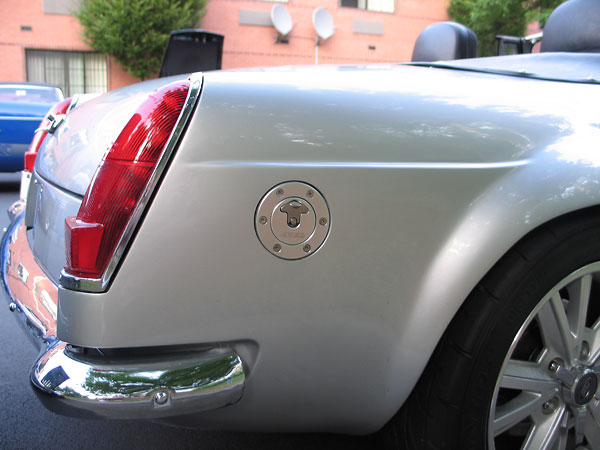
[1,209,245,419]
[32,342,245,419]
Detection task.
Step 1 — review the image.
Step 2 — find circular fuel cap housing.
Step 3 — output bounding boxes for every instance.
[255,182,330,260]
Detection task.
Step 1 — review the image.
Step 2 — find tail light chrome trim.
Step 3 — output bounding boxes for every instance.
[59,73,203,293]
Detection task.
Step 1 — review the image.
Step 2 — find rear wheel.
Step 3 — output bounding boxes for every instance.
[385,211,600,450]
[490,262,600,449]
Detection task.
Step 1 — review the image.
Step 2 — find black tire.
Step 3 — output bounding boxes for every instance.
[384,209,600,450]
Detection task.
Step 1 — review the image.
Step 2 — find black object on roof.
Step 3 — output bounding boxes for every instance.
[542,0,600,53]
[159,30,224,78]
[412,22,477,62]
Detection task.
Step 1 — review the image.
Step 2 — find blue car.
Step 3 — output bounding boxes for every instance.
[0,83,63,172]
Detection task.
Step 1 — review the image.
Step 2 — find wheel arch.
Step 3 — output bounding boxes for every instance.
[387,198,600,449]
[389,182,600,421]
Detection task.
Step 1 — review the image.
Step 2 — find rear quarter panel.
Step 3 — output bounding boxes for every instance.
[58,66,600,433]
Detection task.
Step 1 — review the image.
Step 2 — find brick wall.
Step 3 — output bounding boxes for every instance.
[0,0,449,89]
[0,0,137,90]
[203,0,449,68]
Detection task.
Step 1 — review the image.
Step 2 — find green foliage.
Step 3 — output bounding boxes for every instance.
[76,0,207,80]
[448,0,564,56]
[525,0,564,28]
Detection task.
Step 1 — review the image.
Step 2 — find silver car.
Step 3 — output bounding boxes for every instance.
[4,9,600,450]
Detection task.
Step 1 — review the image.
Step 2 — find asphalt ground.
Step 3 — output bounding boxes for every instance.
[0,174,383,450]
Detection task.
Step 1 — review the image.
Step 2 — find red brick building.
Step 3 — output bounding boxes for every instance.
[0,0,138,95]
[203,0,449,67]
[0,0,448,96]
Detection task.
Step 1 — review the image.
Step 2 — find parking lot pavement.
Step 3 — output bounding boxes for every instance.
[0,181,382,450]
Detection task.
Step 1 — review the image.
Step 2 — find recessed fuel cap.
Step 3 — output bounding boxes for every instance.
[255,182,330,260]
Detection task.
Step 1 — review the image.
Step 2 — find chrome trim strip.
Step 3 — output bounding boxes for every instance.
[197,159,531,170]
[18,171,31,202]
[35,114,65,134]
[59,73,204,293]
[1,213,246,419]
[0,116,45,121]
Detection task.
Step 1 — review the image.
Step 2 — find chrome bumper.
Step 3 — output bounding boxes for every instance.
[1,207,245,419]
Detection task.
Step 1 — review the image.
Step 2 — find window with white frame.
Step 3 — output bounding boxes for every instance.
[26,50,107,97]
[341,0,394,13]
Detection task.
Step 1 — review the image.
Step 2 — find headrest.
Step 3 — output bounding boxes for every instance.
[541,0,600,53]
[412,21,478,62]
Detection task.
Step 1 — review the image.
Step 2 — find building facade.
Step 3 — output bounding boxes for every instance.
[204,0,448,68]
[0,0,448,96]
[0,0,138,95]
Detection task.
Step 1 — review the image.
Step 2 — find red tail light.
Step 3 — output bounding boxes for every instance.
[24,97,72,172]
[64,81,190,279]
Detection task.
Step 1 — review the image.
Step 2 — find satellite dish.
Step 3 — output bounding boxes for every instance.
[312,8,334,41]
[271,4,293,37]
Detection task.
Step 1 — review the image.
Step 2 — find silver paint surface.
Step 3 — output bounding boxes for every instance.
[28,63,600,432]
[29,173,81,284]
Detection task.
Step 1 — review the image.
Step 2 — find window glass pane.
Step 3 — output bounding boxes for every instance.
[26,50,107,96]
[342,0,393,12]
[367,0,394,12]
[26,51,45,85]
[0,86,61,103]
[69,53,85,95]
[84,53,107,94]
[381,0,394,12]
[44,52,66,94]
